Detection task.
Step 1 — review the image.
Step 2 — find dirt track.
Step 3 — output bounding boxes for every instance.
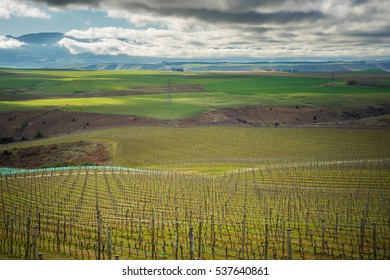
[193,104,390,128]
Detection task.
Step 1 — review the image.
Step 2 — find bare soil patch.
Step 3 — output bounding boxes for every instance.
[0,108,169,141]
[186,104,390,128]
[0,141,110,168]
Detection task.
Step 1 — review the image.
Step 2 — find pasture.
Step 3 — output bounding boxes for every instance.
[1,69,389,119]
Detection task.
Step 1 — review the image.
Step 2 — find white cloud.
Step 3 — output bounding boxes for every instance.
[0,0,51,19]
[4,0,389,59]
[105,8,211,32]
[62,27,250,57]
[0,36,25,49]
[59,26,388,59]
[59,37,135,55]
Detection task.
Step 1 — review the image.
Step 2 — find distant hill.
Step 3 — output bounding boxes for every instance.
[1,32,144,68]
[73,62,390,72]
[1,32,390,71]
[14,32,64,45]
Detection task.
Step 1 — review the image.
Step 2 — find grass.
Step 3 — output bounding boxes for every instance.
[1,91,389,120]
[4,126,389,173]
[1,69,389,119]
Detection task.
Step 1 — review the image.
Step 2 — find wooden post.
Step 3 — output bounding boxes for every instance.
[240,215,246,260]
[24,216,31,260]
[97,211,102,260]
[32,225,38,260]
[161,213,165,239]
[56,218,61,253]
[9,218,14,255]
[63,215,67,241]
[265,224,269,260]
[360,218,366,256]
[282,221,285,258]
[335,213,339,242]
[107,226,112,260]
[151,218,156,260]
[321,219,325,255]
[210,214,215,245]
[38,213,41,235]
[189,226,194,260]
[372,222,377,260]
[287,228,292,260]
[138,218,142,248]
[305,212,309,239]
[198,221,202,259]
[175,219,179,260]
[125,209,129,230]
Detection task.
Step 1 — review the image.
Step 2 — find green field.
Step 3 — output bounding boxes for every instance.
[1,69,389,119]
[0,69,389,260]
[5,126,390,173]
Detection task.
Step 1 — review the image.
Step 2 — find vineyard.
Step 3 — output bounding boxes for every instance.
[1,127,389,260]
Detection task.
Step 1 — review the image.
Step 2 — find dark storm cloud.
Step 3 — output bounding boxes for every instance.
[30,0,321,24]
[347,29,390,39]
[149,7,325,25]
[30,0,102,6]
[351,0,369,5]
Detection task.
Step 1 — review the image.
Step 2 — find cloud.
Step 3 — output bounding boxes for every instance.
[27,0,326,25]
[0,0,51,19]
[12,0,390,58]
[60,26,387,59]
[60,27,249,57]
[101,0,326,26]
[59,37,133,56]
[0,36,25,49]
[28,0,102,7]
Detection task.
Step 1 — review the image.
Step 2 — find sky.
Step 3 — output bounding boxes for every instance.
[0,0,389,60]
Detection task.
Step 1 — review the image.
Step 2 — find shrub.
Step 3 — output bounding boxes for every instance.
[0,137,15,144]
[2,150,12,156]
[34,130,44,139]
[347,80,358,86]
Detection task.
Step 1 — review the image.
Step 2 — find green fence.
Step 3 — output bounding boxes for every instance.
[0,166,149,176]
